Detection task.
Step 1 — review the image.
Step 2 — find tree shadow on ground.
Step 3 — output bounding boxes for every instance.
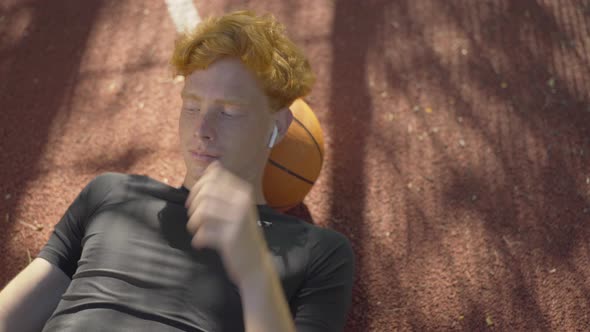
[376,0,589,329]
[0,0,104,287]
[329,1,395,330]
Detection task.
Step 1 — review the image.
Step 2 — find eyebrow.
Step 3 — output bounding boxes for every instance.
[181,92,249,106]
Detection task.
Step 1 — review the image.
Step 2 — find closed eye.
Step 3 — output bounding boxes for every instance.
[183,107,200,113]
[220,110,234,118]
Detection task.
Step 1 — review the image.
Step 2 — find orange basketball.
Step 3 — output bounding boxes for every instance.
[263,99,325,211]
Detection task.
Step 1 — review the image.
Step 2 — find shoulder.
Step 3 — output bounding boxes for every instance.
[306,225,354,261]
[87,171,129,187]
[278,215,354,273]
[84,172,186,207]
[296,223,355,293]
[81,171,144,205]
[261,208,354,263]
[263,207,353,256]
[89,171,148,185]
[83,171,130,195]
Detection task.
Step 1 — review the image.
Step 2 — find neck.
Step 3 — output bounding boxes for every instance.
[249,162,268,205]
[251,182,267,206]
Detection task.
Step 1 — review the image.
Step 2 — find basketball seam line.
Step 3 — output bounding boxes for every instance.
[292,116,323,160]
[268,159,314,185]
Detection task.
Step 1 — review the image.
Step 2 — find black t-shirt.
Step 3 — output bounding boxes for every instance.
[37,172,354,332]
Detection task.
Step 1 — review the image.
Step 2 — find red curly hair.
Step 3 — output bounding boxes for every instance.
[170,10,316,112]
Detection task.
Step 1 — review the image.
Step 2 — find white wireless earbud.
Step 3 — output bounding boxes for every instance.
[268,125,279,148]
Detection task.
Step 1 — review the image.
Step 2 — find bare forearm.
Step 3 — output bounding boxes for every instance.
[238,252,296,332]
[0,258,70,332]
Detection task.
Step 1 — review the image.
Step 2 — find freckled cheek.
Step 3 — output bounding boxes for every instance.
[232,124,265,148]
[216,124,240,145]
[178,120,192,140]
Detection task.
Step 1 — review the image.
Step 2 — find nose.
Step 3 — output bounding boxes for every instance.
[195,108,217,141]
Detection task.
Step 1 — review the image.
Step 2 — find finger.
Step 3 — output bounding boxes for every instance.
[191,221,219,250]
[186,200,207,235]
[185,177,204,209]
[186,185,204,217]
[186,183,222,218]
[205,159,223,173]
[185,161,223,208]
[186,172,217,213]
[186,195,227,234]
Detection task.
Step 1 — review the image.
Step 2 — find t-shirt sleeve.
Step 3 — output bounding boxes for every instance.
[290,228,355,332]
[36,172,119,278]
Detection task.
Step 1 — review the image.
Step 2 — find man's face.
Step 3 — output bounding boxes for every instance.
[178,57,275,183]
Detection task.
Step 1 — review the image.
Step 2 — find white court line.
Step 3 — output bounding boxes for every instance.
[164,0,201,32]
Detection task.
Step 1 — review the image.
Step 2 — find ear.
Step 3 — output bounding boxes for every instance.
[273,106,294,144]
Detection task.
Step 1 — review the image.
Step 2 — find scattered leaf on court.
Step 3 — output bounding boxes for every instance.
[380,91,388,98]
[486,315,494,326]
[425,107,433,113]
[458,315,464,321]
[26,249,32,264]
[459,139,466,147]
[549,268,556,273]
[5,193,11,200]
[18,220,43,232]
[413,105,420,112]
[457,116,463,123]
[500,82,508,89]
[461,48,468,55]
[586,177,589,184]
[547,78,555,87]
[385,113,394,121]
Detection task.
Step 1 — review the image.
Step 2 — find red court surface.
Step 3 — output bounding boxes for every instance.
[1,1,589,331]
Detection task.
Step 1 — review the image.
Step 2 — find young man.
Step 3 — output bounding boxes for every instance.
[0,10,355,332]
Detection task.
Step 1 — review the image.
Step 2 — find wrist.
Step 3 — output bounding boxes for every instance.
[237,250,275,290]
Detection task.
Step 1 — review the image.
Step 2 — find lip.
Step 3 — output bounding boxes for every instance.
[190,150,220,162]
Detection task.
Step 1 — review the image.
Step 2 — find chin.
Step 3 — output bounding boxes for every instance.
[183,159,204,172]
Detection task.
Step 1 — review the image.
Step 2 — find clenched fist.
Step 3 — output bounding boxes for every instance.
[184,161,270,285]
